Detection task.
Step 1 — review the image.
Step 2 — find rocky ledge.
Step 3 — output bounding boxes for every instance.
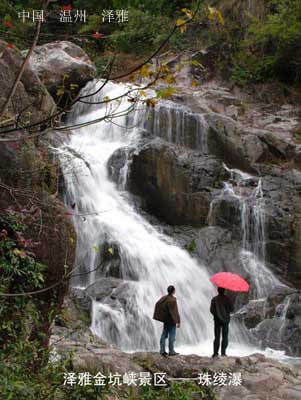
[51,324,301,400]
[51,295,301,400]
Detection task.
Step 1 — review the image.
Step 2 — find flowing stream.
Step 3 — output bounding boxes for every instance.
[59,80,292,359]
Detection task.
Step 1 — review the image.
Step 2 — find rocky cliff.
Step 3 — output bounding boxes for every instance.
[106,60,301,357]
[0,40,97,352]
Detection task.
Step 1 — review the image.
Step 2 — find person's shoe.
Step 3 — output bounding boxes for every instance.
[212,353,219,358]
[160,352,168,356]
[221,353,227,357]
[169,352,179,356]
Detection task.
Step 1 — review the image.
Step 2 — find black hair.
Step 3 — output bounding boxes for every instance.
[218,287,225,295]
[167,285,175,295]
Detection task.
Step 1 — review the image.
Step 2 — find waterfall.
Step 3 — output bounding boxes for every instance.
[56,79,293,359]
[221,164,286,298]
[59,81,216,352]
[146,101,209,152]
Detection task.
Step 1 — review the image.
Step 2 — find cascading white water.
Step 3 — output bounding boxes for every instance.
[146,101,209,152]
[59,80,216,352]
[56,79,298,362]
[221,164,286,298]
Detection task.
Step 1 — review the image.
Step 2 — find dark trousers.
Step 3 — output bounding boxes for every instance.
[213,319,229,355]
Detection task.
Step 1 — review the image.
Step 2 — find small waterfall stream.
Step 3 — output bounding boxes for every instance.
[146,101,209,152]
[216,165,286,298]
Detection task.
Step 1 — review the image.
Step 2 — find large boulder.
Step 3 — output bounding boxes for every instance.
[128,139,226,226]
[25,41,97,96]
[85,278,123,302]
[0,40,55,129]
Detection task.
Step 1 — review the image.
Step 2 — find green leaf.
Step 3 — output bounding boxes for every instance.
[156,86,177,99]
[191,60,205,69]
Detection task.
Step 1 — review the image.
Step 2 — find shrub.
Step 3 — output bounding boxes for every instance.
[235,0,301,85]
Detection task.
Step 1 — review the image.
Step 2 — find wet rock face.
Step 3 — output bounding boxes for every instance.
[145,104,209,151]
[205,113,253,171]
[25,41,97,96]
[127,139,226,226]
[107,147,129,186]
[208,195,242,233]
[85,278,123,301]
[98,243,123,279]
[0,40,56,128]
[236,290,301,356]
[261,172,301,287]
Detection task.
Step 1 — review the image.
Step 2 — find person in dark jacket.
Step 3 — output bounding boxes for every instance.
[210,287,234,358]
[153,285,181,356]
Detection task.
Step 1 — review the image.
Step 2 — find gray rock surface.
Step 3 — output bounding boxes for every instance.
[0,40,56,129]
[25,41,96,95]
[51,312,301,400]
[128,138,225,226]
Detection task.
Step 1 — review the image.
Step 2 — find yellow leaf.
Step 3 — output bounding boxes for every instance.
[176,18,185,26]
[176,18,187,33]
[191,60,205,69]
[160,64,170,74]
[69,237,74,244]
[93,245,99,253]
[181,8,193,19]
[191,80,199,88]
[166,74,176,84]
[108,247,114,255]
[145,98,158,107]
[103,96,110,102]
[216,11,224,25]
[56,87,65,96]
[208,6,224,25]
[140,65,151,78]
[139,90,147,97]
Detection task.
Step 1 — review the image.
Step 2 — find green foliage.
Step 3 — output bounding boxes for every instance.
[0,211,46,347]
[0,342,111,399]
[141,381,215,399]
[107,8,172,55]
[184,239,197,253]
[157,86,177,99]
[74,0,194,16]
[231,53,277,84]
[233,0,301,85]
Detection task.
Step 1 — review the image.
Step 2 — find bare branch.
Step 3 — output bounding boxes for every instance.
[0,1,50,120]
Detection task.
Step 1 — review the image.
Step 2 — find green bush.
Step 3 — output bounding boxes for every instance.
[234,0,301,85]
[141,381,216,400]
[0,342,111,400]
[107,8,172,55]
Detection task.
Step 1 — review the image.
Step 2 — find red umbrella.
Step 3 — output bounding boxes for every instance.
[210,272,250,292]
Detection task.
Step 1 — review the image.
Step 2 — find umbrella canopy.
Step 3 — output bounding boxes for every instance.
[210,272,250,292]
